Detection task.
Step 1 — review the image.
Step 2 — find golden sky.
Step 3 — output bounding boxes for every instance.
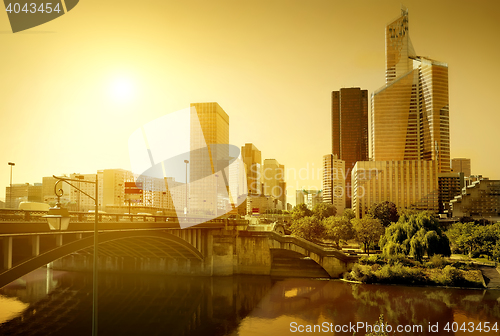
[1,0,499,205]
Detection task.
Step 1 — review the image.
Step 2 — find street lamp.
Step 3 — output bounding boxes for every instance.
[8,162,15,208]
[184,160,189,217]
[45,175,99,336]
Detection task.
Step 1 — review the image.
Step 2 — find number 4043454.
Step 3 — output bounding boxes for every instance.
[6,3,61,14]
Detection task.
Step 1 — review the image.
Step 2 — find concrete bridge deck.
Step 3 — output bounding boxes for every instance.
[0,210,358,287]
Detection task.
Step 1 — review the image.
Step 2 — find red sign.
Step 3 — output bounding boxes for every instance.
[252,207,259,213]
[125,188,143,194]
[125,182,143,189]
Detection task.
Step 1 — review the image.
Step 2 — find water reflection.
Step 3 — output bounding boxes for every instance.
[1,271,500,336]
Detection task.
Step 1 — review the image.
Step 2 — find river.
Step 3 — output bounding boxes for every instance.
[1,268,499,335]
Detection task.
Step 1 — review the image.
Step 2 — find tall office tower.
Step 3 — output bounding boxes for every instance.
[352,160,439,218]
[241,143,262,195]
[331,87,368,208]
[262,159,286,209]
[190,102,230,216]
[451,158,471,177]
[322,154,346,215]
[371,7,450,173]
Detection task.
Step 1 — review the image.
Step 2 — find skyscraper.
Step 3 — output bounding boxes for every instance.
[189,102,230,215]
[371,7,450,173]
[241,143,262,195]
[331,87,369,208]
[322,154,345,215]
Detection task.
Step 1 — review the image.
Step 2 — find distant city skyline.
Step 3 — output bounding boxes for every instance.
[1,0,499,206]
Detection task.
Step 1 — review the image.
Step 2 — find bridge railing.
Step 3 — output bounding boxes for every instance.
[0,209,248,226]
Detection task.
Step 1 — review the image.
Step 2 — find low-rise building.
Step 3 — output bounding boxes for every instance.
[450,178,500,218]
[352,160,439,218]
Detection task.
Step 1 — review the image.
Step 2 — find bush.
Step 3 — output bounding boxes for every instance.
[425,255,449,269]
[436,265,461,286]
[359,254,385,266]
[385,254,419,267]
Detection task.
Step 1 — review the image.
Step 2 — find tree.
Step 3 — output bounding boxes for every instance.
[367,201,399,227]
[312,202,336,220]
[379,211,451,262]
[290,216,325,241]
[447,222,500,258]
[352,215,385,255]
[291,203,312,220]
[343,208,355,221]
[323,215,354,249]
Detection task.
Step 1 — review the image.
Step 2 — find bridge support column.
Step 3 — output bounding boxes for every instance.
[55,234,63,247]
[32,236,40,257]
[3,237,12,270]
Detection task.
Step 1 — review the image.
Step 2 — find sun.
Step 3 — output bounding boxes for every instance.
[109,77,135,102]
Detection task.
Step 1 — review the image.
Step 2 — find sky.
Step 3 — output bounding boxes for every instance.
[0,0,499,206]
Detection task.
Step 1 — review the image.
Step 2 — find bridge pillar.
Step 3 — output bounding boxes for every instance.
[3,237,12,270]
[31,236,40,257]
[55,234,63,247]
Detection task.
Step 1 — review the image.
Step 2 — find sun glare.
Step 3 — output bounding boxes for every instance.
[109,78,135,102]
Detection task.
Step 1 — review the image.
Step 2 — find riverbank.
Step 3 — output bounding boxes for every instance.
[343,255,485,288]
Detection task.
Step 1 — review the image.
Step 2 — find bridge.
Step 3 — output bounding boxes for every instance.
[0,209,358,287]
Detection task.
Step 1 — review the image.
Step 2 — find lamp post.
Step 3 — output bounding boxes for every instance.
[45,175,99,336]
[8,162,15,208]
[184,160,189,218]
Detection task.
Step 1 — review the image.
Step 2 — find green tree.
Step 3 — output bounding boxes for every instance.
[367,201,399,227]
[380,211,451,262]
[352,215,385,255]
[323,215,354,249]
[447,222,500,258]
[343,208,355,221]
[290,216,325,241]
[312,202,336,220]
[291,203,312,220]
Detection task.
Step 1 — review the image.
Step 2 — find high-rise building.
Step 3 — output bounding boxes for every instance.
[352,160,439,218]
[190,102,230,216]
[371,7,450,173]
[322,154,345,215]
[331,87,369,208]
[451,158,471,177]
[262,159,286,209]
[241,143,262,195]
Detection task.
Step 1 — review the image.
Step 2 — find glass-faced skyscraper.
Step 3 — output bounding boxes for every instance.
[331,87,369,208]
[371,7,450,173]
[190,102,230,215]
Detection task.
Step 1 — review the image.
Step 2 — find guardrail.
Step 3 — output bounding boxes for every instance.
[0,209,248,225]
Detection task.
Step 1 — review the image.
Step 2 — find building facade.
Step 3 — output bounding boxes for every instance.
[450,179,500,218]
[438,172,464,213]
[262,159,286,209]
[6,183,43,209]
[241,143,262,195]
[371,7,450,173]
[296,189,323,211]
[451,158,471,177]
[190,102,230,216]
[352,160,439,218]
[322,154,346,214]
[331,87,368,208]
